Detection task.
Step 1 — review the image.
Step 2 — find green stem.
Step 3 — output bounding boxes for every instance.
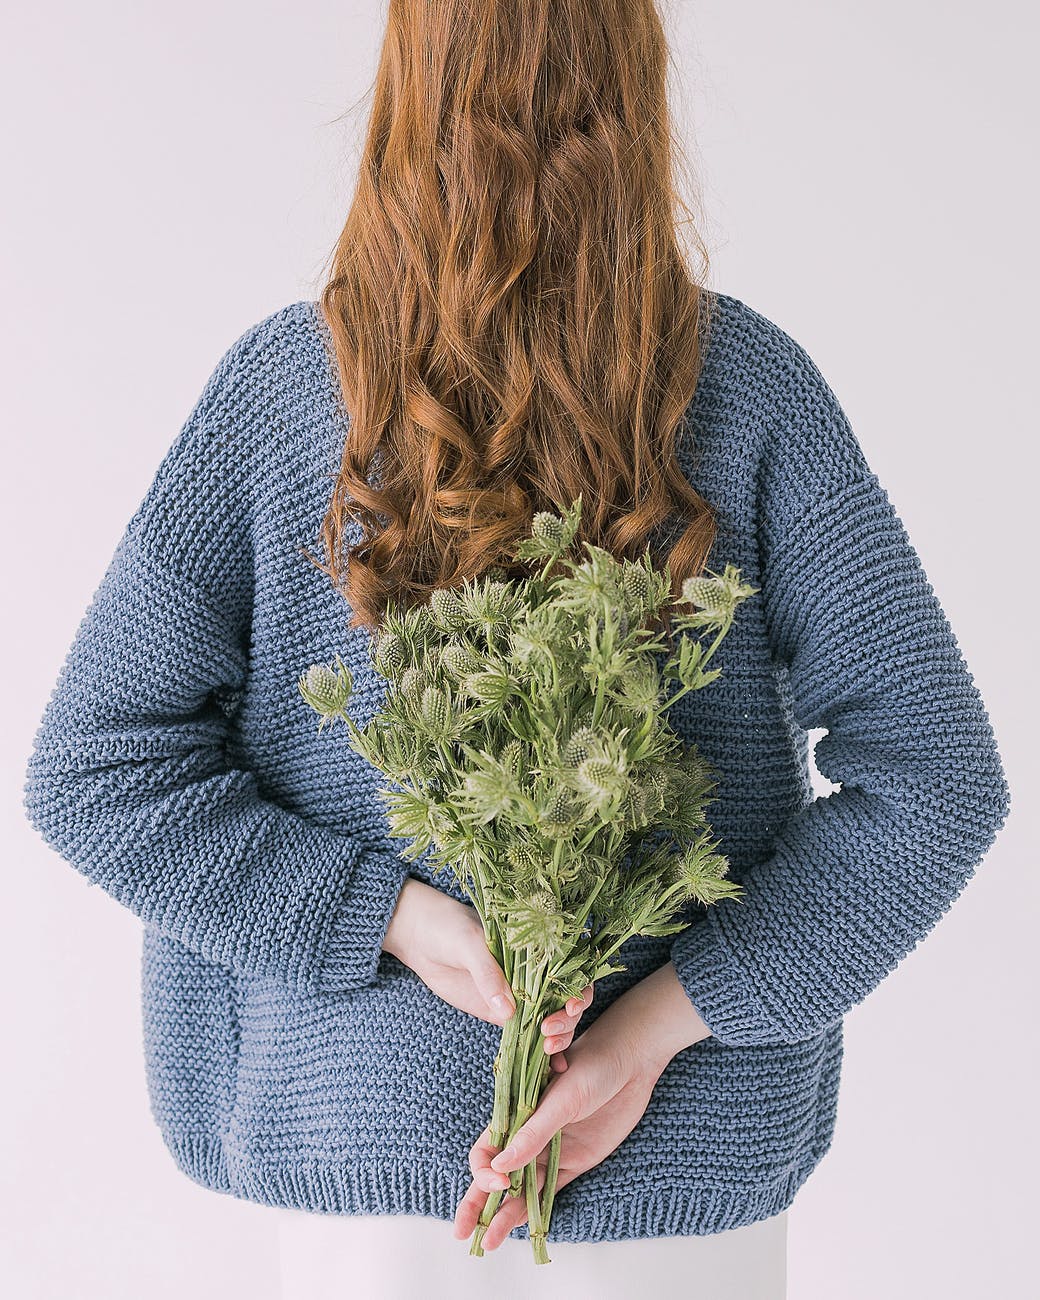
[471,949,560,1260]
[539,1128,562,1233]
[489,1000,521,1147]
[662,616,732,710]
[526,1156,550,1264]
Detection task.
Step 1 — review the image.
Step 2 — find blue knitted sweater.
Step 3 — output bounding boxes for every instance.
[23,291,1010,1243]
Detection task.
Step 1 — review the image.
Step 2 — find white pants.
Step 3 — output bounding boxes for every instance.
[274,1205,788,1300]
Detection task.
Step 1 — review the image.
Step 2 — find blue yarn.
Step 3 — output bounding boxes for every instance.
[22,291,1011,1242]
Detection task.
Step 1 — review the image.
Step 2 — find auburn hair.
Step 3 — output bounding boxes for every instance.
[312,0,719,632]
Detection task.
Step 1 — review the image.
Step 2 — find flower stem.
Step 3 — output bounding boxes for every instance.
[539,1128,562,1231]
[489,1001,520,1147]
[525,1155,551,1264]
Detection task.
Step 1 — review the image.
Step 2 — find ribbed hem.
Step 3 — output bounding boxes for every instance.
[161,1131,827,1244]
[314,844,412,993]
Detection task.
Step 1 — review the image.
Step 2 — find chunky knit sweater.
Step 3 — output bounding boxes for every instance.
[23,290,1011,1243]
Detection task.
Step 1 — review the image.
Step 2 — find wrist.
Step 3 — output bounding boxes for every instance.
[614,960,713,1072]
[382,875,420,959]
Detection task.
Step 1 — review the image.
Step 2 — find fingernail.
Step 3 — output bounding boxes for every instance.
[490,994,514,1017]
[491,1145,516,1170]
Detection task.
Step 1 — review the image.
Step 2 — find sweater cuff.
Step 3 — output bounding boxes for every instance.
[670,914,796,1047]
[314,842,412,993]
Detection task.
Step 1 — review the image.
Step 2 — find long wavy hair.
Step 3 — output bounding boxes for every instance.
[313,0,719,633]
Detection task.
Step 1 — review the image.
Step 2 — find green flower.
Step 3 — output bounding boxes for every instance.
[541,787,582,840]
[460,578,524,632]
[504,888,566,958]
[441,638,484,680]
[419,684,455,740]
[429,586,470,632]
[462,664,515,706]
[373,630,406,680]
[678,563,759,627]
[670,831,743,906]
[561,725,598,767]
[297,657,353,727]
[512,496,583,564]
[562,730,629,814]
[455,744,529,825]
[532,512,566,544]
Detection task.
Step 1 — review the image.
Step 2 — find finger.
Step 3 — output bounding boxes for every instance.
[542,1025,576,1055]
[489,1078,578,1174]
[540,1003,582,1038]
[480,1160,547,1252]
[468,1124,512,1193]
[540,1009,577,1036]
[550,1052,568,1073]
[452,1176,493,1240]
[453,1152,546,1246]
[466,940,516,1025]
[543,982,595,1035]
[569,982,594,1015]
[560,984,594,1019]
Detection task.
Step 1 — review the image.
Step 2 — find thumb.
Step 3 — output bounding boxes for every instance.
[469,947,516,1024]
[489,1074,578,1173]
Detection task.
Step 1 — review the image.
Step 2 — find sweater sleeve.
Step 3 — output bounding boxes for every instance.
[668,338,1012,1047]
[22,316,410,995]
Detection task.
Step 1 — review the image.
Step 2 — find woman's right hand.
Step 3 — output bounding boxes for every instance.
[382,878,593,1061]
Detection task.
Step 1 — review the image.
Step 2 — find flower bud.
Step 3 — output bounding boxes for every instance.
[298,659,353,721]
[429,586,469,631]
[531,511,566,544]
[374,631,406,679]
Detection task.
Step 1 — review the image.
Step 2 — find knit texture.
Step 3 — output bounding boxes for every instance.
[22,291,1011,1243]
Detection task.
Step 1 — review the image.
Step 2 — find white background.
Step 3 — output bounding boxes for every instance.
[2,2,1034,1296]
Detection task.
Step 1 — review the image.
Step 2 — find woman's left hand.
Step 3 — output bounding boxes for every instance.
[451,996,669,1250]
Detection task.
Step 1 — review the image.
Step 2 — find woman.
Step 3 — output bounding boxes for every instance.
[23,0,1010,1295]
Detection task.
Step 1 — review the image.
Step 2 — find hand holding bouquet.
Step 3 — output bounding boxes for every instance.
[300,497,757,1263]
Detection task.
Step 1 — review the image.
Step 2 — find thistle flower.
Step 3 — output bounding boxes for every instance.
[460,578,524,632]
[621,560,652,612]
[430,586,470,632]
[613,665,661,713]
[541,787,582,839]
[508,619,554,667]
[512,496,583,564]
[418,684,456,741]
[504,839,542,886]
[397,665,424,700]
[561,725,598,767]
[461,664,515,706]
[497,739,528,776]
[373,630,406,680]
[504,888,566,958]
[297,657,353,728]
[678,563,760,629]
[532,512,566,545]
[564,731,629,814]
[670,832,741,905]
[553,545,623,619]
[441,638,485,680]
[456,747,528,825]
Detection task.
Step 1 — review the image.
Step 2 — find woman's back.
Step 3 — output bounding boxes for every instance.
[24,291,1006,1255]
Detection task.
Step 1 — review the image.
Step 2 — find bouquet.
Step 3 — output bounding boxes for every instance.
[299,496,756,1263]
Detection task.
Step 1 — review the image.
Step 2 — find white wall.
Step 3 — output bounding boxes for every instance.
[2,3,1033,1297]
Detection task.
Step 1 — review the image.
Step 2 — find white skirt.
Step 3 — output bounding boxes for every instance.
[274,1204,788,1299]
